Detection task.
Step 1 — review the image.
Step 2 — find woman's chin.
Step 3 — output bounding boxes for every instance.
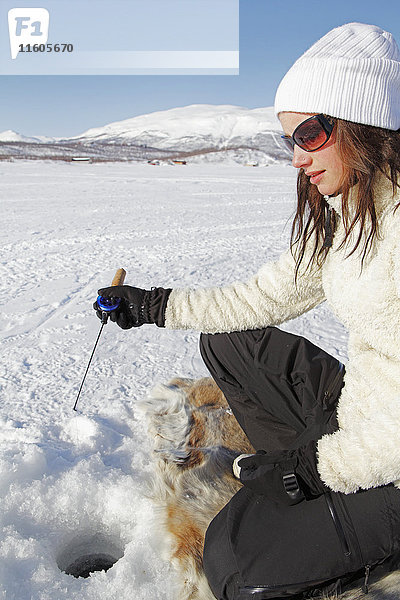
[316,182,339,196]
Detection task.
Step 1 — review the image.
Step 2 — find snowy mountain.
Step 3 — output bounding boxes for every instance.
[0,129,54,143]
[67,104,281,148]
[0,104,290,164]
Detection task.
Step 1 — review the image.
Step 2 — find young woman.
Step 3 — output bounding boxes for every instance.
[97,22,400,600]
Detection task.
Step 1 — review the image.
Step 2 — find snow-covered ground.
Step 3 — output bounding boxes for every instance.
[0,161,348,599]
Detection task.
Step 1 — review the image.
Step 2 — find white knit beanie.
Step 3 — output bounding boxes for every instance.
[274,22,400,130]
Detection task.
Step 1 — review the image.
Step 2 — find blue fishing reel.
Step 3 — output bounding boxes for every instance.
[96,295,122,324]
[96,295,121,312]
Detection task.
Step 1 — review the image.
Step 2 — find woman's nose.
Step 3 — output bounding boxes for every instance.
[292,145,312,170]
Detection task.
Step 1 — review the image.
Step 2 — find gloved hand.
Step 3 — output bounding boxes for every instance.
[236,442,328,506]
[94,285,172,329]
[237,450,305,505]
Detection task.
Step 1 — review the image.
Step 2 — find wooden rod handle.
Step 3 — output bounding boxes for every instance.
[111,268,126,287]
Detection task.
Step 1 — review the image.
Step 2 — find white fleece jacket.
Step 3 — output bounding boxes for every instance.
[165,175,400,494]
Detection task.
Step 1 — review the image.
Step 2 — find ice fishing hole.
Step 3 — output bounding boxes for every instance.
[57,532,124,578]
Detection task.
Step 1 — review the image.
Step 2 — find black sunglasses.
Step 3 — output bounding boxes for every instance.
[281,114,335,153]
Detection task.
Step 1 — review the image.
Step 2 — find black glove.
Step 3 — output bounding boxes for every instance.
[94,285,172,329]
[238,441,328,505]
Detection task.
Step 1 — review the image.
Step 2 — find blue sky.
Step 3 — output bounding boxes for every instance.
[0,0,399,137]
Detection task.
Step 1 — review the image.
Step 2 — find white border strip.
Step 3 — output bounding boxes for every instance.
[75,50,239,69]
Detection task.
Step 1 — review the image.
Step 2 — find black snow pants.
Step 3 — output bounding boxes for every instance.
[199,327,400,600]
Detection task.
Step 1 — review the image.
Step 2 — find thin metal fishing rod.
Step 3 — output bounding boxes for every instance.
[73,321,106,411]
[73,268,126,412]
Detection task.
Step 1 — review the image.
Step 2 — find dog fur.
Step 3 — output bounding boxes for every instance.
[141,376,400,600]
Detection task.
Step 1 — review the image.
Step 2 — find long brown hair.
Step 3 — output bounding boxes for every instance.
[291,118,400,280]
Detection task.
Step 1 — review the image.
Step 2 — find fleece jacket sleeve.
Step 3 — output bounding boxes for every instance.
[164,247,326,334]
[315,223,400,495]
[316,412,400,494]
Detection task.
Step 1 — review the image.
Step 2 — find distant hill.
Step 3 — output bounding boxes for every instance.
[0,104,290,165]
[0,130,54,144]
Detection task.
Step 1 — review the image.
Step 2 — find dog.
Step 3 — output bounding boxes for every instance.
[141,377,400,600]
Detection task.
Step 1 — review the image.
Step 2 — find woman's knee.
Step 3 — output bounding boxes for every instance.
[199,332,234,385]
[199,328,277,387]
[200,328,275,362]
[199,331,232,364]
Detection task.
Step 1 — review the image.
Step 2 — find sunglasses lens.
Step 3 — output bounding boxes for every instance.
[294,119,328,151]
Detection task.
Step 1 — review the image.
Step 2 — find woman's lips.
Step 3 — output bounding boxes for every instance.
[306,170,325,185]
